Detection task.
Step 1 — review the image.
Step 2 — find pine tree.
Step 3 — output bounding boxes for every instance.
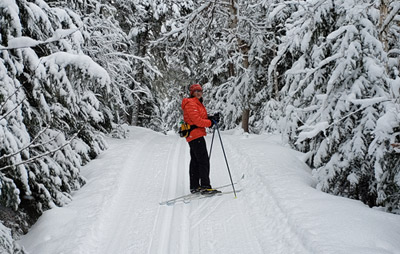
[109,0,167,129]
[272,0,400,212]
[153,0,276,131]
[0,0,122,248]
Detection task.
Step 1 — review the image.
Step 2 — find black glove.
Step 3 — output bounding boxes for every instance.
[208,113,220,127]
[213,112,220,123]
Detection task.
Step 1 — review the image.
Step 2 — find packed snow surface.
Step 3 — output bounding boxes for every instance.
[19,127,400,254]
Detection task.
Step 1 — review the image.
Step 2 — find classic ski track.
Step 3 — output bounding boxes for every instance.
[77,130,304,254]
[70,131,154,254]
[96,134,161,254]
[154,137,181,253]
[146,137,176,254]
[190,197,225,230]
[147,137,190,254]
[223,135,313,253]
[185,134,264,254]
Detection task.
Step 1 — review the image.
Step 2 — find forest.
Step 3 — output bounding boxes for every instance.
[0,0,399,251]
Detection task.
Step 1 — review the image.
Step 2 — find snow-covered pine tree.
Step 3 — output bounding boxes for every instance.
[274,0,400,212]
[371,0,400,212]
[0,0,121,247]
[107,0,169,129]
[149,0,195,131]
[248,0,299,133]
[153,0,264,131]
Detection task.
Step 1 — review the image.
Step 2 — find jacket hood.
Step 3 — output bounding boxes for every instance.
[181,97,202,110]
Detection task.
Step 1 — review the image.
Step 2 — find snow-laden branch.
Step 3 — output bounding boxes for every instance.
[388,49,400,57]
[296,97,395,143]
[288,53,343,97]
[152,1,212,45]
[0,98,25,122]
[0,126,50,162]
[379,3,400,35]
[0,28,81,50]
[42,52,111,86]
[0,127,83,172]
[297,121,329,143]
[104,52,162,77]
[0,86,23,113]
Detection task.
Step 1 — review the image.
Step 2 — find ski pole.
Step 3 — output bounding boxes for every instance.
[208,124,216,159]
[215,122,237,198]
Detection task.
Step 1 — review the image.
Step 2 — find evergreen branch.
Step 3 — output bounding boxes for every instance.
[0,126,50,162]
[0,86,23,113]
[151,2,213,45]
[104,52,162,77]
[30,130,63,149]
[116,82,149,104]
[0,127,84,172]
[288,53,343,98]
[0,27,81,51]
[328,99,393,128]
[0,98,26,122]
[388,49,400,57]
[104,52,148,61]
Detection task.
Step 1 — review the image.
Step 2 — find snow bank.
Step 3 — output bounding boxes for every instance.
[228,133,400,254]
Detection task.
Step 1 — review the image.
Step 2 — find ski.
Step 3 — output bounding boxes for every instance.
[191,189,242,202]
[159,192,200,206]
[162,189,243,206]
[159,174,244,206]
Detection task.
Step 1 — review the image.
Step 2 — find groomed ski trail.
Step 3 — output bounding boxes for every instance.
[19,127,308,254]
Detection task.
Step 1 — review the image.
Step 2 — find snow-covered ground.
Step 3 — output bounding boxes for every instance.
[18,127,400,254]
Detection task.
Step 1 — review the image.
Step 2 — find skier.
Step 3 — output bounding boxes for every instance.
[181,84,220,194]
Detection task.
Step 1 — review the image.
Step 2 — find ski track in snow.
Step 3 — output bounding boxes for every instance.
[20,128,267,254]
[18,127,400,254]
[222,135,311,254]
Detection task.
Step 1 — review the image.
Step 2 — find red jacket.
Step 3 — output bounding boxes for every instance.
[181,97,212,142]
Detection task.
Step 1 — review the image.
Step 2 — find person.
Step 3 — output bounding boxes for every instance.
[181,84,220,194]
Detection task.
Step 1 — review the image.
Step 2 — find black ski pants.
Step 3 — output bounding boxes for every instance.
[188,137,211,190]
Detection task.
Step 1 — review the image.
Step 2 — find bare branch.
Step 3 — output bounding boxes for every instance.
[151,2,213,45]
[379,3,400,35]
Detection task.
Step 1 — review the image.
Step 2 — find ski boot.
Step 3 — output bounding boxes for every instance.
[200,187,221,195]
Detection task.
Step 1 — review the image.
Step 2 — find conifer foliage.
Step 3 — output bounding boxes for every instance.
[0,0,119,251]
[0,0,399,251]
[273,0,400,212]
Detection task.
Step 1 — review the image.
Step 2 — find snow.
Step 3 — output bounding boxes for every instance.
[18,127,400,253]
[297,121,330,143]
[0,0,21,38]
[42,52,111,86]
[45,28,80,43]
[7,37,41,49]
[0,222,16,253]
[2,29,80,50]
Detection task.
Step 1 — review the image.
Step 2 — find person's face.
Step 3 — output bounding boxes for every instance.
[193,90,203,99]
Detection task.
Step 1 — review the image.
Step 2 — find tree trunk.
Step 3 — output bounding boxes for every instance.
[130,99,139,126]
[242,108,250,133]
[229,0,251,132]
[127,83,139,126]
[379,0,389,52]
